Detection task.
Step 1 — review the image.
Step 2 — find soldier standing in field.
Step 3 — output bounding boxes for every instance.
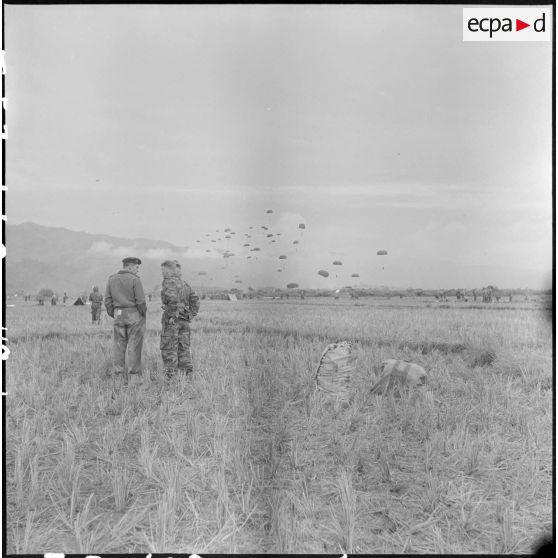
[160,260,200,378]
[104,257,147,386]
[89,286,103,324]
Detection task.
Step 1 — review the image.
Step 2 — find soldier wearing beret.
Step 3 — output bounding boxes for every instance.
[160,260,200,378]
[104,257,147,385]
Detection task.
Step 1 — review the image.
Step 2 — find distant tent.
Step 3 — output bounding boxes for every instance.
[73,297,85,306]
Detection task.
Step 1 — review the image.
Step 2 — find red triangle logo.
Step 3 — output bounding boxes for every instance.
[516,19,530,31]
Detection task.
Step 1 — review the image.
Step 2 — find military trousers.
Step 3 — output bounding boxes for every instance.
[160,318,192,374]
[112,307,146,375]
[91,304,102,322]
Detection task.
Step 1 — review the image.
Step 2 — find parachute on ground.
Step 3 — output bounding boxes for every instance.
[261,226,268,230]
[351,273,360,278]
[287,283,299,289]
[205,249,211,253]
[279,255,287,260]
[243,243,250,247]
[377,250,388,256]
[277,269,282,272]
[225,235,231,239]
[333,260,343,266]
[225,228,231,232]
[211,240,216,243]
[293,240,299,245]
[252,248,261,252]
[318,270,330,278]
[235,280,243,284]
[298,224,306,230]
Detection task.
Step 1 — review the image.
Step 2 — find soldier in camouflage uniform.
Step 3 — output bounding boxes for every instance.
[160,260,200,378]
[89,286,103,324]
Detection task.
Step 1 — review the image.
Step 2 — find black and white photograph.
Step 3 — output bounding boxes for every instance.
[2,3,553,554]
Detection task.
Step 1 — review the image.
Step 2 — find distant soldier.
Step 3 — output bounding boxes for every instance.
[104,257,147,385]
[160,260,200,378]
[51,294,58,306]
[89,286,103,324]
[148,293,152,302]
[472,289,477,302]
[509,292,513,302]
[63,292,68,304]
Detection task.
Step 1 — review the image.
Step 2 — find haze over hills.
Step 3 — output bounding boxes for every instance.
[5,222,550,297]
[6,222,207,295]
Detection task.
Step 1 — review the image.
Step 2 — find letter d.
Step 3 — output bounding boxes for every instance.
[534,13,545,32]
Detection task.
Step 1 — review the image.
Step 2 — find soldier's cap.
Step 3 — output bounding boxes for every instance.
[123,257,142,265]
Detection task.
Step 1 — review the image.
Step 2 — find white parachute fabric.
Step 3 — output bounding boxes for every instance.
[315,341,356,399]
[369,359,427,396]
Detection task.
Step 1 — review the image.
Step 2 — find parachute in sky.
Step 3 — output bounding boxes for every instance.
[277,269,282,272]
[252,247,261,252]
[298,224,306,230]
[196,240,201,243]
[198,271,207,276]
[224,228,231,232]
[377,250,388,256]
[235,280,243,284]
[333,260,343,266]
[318,270,330,278]
[243,243,250,247]
[351,273,360,278]
[266,209,273,214]
[293,240,299,245]
[287,283,299,289]
[279,255,287,260]
[267,234,273,238]
[261,226,268,230]
[211,240,216,243]
[225,235,231,239]
[205,249,211,253]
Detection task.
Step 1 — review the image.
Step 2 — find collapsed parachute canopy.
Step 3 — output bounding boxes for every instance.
[293,240,299,244]
[333,260,343,266]
[287,283,299,289]
[279,255,287,260]
[266,209,273,214]
[298,224,306,230]
[377,250,388,256]
[351,273,360,278]
[318,270,330,278]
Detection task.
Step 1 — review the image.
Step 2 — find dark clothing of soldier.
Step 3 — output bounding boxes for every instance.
[89,287,103,324]
[105,259,146,381]
[160,262,200,377]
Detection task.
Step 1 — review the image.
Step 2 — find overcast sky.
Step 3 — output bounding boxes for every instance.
[5,5,552,289]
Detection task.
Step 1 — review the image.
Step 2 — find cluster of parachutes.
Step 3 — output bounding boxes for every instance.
[191,208,388,289]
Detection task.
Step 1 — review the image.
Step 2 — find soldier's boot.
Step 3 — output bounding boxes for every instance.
[164,367,178,379]
[129,373,144,386]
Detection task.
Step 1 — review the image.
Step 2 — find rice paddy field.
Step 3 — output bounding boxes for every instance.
[4,296,554,554]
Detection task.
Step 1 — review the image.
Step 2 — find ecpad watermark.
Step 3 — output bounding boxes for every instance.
[463,7,551,41]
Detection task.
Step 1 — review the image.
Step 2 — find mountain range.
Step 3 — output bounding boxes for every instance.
[5,222,211,296]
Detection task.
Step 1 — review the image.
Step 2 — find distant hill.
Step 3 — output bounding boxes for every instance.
[5,222,205,296]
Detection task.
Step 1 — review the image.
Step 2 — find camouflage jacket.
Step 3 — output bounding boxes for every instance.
[161,276,200,322]
[89,292,103,305]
